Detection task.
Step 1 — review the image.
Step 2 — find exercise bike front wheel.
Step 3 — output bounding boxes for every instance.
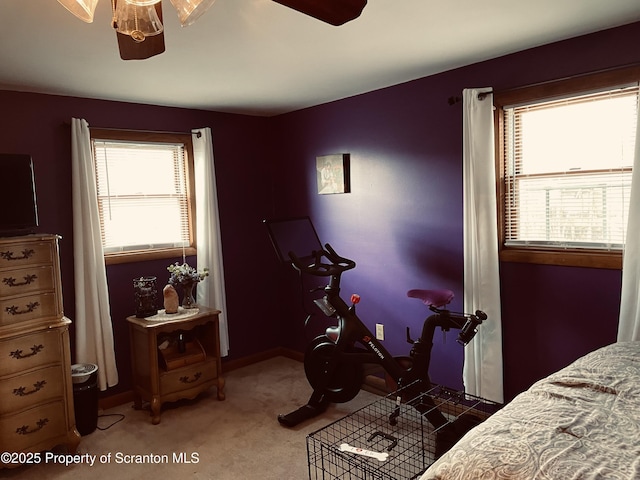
[304,337,363,404]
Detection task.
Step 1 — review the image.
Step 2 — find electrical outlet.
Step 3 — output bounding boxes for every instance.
[375,323,384,341]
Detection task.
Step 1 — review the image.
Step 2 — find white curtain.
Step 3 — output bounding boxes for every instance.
[192,127,230,356]
[70,118,119,391]
[462,88,504,404]
[618,101,640,342]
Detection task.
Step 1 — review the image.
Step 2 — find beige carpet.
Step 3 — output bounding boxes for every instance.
[4,357,380,480]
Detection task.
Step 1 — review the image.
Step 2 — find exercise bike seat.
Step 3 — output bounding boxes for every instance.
[407,289,454,308]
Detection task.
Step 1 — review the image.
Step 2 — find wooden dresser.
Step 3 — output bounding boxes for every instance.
[0,234,80,467]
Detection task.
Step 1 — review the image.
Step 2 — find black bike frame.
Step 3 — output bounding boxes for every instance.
[319,276,472,379]
[319,285,408,379]
[315,276,475,429]
[279,242,483,430]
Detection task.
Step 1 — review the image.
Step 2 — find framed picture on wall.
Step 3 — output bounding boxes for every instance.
[316,153,350,194]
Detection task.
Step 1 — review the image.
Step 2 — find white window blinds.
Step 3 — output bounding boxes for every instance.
[92,139,191,253]
[502,85,638,250]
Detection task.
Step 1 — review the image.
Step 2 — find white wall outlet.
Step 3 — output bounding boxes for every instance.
[375,323,384,341]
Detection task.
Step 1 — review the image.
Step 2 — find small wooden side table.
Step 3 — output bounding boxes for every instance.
[126,305,225,425]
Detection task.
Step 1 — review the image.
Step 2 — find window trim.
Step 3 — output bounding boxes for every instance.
[494,64,640,269]
[89,129,197,266]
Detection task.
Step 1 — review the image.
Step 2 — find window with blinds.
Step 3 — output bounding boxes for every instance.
[91,133,194,258]
[502,85,638,252]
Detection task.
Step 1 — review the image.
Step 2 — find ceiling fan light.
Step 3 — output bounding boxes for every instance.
[57,0,99,23]
[123,0,162,6]
[115,2,164,42]
[169,0,216,27]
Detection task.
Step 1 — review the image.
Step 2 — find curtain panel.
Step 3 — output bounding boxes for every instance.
[462,89,504,404]
[192,127,230,356]
[618,101,640,342]
[70,118,119,391]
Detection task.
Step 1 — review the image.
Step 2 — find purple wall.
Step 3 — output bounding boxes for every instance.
[1,21,638,401]
[271,22,639,400]
[0,92,281,396]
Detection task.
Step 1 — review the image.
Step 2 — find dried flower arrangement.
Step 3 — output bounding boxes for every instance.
[167,262,209,286]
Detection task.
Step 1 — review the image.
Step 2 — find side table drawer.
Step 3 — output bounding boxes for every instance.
[0,365,65,415]
[160,358,217,397]
[0,400,67,452]
[0,330,63,377]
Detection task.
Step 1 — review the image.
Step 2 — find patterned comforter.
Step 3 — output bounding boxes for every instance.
[421,341,640,480]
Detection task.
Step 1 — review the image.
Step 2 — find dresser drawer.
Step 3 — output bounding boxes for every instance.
[160,358,216,397]
[0,330,63,377]
[0,292,62,327]
[0,365,65,415]
[0,265,57,299]
[0,240,55,270]
[0,400,67,452]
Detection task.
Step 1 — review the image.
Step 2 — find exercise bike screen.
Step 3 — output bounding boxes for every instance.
[264,216,323,264]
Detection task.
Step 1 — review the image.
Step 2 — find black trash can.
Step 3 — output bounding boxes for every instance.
[71,363,99,436]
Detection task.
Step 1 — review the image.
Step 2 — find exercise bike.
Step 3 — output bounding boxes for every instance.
[279,243,486,453]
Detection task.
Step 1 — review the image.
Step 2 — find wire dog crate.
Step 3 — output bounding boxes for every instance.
[307,383,500,480]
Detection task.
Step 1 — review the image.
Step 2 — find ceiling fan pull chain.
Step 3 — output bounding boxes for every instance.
[111,0,117,29]
[131,5,146,43]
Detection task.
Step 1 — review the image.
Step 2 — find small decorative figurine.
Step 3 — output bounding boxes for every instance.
[163,284,179,314]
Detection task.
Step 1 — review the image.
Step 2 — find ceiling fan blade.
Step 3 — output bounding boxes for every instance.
[114,0,166,60]
[272,0,367,26]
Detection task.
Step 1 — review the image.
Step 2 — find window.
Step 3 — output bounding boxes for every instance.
[495,66,640,269]
[90,129,196,265]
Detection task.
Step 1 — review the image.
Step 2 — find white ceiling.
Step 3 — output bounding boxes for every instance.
[1,0,640,117]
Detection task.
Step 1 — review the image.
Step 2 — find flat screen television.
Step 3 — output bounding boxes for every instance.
[264,216,323,264]
[0,154,39,236]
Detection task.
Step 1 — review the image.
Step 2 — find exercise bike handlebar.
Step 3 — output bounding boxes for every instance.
[457,309,486,345]
[288,243,356,277]
[290,243,486,346]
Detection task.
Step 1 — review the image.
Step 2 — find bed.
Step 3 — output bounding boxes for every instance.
[421,341,640,480]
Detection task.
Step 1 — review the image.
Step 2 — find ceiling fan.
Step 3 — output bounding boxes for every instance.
[57,0,368,61]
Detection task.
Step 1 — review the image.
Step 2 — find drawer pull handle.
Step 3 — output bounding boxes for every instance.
[1,249,36,261]
[13,380,47,397]
[16,418,49,435]
[5,301,40,316]
[179,372,202,384]
[3,274,38,287]
[9,344,44,359]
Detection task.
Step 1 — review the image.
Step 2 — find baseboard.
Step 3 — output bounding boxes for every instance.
[277,347,305,363]
[221,347,304,373]
[99,390,136,411]
[98,347,305,410]
[98,349,389,410]
[362,364,390,397]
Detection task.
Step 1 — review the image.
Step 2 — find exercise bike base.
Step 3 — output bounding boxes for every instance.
[278,401,329,427]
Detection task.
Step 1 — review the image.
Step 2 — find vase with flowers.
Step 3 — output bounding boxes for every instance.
[167,262,209,309]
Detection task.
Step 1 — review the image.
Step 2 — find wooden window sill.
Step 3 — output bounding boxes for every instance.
[499,248,622,269]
